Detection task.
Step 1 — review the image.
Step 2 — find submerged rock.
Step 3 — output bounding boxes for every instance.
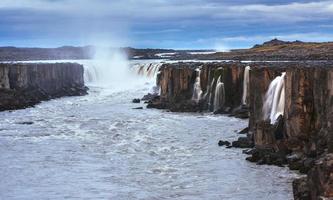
[16,121,34,125]
[218,140,231,147]
[132,98,141,103]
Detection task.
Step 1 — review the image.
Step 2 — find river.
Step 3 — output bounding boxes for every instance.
[0,59,297,199]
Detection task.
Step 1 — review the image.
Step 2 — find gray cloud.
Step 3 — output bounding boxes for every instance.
[1,0,333,48]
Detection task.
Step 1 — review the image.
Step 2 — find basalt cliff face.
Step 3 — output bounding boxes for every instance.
[153,62,246,116]
[0,63,87,111]
[147,61,333,200]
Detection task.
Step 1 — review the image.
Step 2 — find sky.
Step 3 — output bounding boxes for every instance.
[1,0,333,50]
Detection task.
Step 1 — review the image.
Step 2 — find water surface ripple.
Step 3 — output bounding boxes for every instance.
[0,70,297,200]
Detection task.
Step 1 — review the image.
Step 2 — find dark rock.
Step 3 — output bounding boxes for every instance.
[0,63,87,112]
[232,105,249,119]
[132,107,143,110]
[141,93,159,101]
[238,127,249,134]
[307,154,333,199]
[132,98,141,103]
[293,177,310,200]
[287,153,304,170]
[16,121,34,125]
[300,158,316,174]
[245,147,288,166]
[232,137,254,148]
[218,140,231,147]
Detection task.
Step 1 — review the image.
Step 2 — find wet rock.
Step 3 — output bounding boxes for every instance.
[293,177,310,200]
[299,158,316,174]
[141,93,159,101]
[232,105,249,119]
[132,98,141,103]
[218,140,231,147]
[16,121,34,125]
[245,147,288,166]
[307,154,333,199]
[232,137,254,148]
[287,153,304,171]
[238,127,249,135]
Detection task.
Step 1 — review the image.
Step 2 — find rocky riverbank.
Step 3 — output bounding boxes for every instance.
[0,63,88,111]
[143,61,333,200]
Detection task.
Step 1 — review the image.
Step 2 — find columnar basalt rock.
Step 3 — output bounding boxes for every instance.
[247,63,333,200]
[247,65,286,147]
[149,62,247,114]
[148,61,333,200]
[0,63,87,111]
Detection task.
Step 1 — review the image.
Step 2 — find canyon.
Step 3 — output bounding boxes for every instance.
[146,61,333,200]
[0,41,332,199]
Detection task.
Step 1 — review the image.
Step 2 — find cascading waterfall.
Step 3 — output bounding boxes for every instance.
[206,77,215,108]
[132,63,162,78]
[192,68,203,103]
[83,47,131,87]
[242,66,251,105]
[82,46,162,94]
[130,62,163,95]
[213,75,225,112]
[262,72,286,124]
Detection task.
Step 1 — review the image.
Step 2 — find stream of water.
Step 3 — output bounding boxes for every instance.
[0,60,297,200]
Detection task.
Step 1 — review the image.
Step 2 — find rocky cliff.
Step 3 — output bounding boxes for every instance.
[151,62,247,116]
[0,63,87,111]
[146,61,333,200]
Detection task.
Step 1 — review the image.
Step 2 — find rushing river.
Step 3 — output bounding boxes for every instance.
[0,59,297,200]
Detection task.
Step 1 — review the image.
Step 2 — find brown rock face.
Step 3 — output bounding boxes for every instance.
[0,63,87,111]
[154,62,247,113]
[247,63,333,199]
[308,154,333,199]
[248,65,285,147]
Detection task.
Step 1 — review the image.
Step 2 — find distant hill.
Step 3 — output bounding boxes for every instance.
[0,46,213,61]
[0,46,92,61]
[186,39,333,61]
[1,39,333,61]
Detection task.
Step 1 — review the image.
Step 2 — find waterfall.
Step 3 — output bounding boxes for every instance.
[192,68,203,103]
[242,66,250,105]
[207,77,215,107]
[213,76,225,112]
[82,46,162,93]
[262,72,286,124]
[132,62,162,78]
[83,47,131,87]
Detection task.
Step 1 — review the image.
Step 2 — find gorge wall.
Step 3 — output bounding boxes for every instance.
[147,61,333,200]
[0,63,87,111]
[153,62,246,116]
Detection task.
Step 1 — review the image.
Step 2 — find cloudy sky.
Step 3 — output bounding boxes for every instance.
[1,0,333,49]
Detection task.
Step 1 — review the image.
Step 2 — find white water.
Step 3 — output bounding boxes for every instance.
[242,66,251,105]
[131,62,163,78]
[207,78,215,108]
[263,72,286,124]
[213,76,225,112]
[192,68,203,103]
